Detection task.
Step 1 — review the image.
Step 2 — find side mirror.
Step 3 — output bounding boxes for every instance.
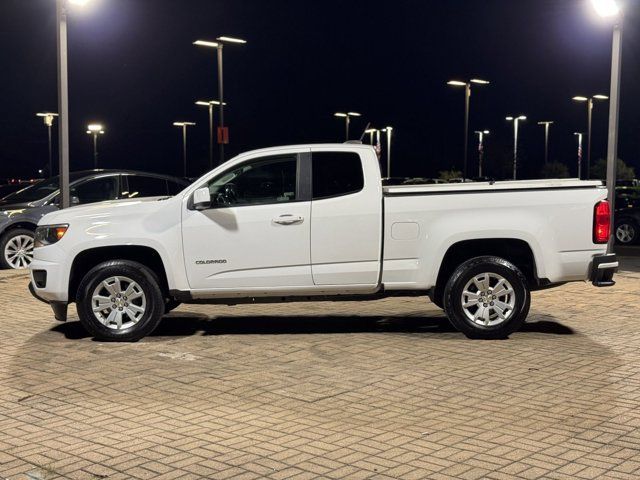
[192,187,211,210]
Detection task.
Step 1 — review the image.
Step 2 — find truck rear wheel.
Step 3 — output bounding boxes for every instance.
[76,260,165,341]
[443,256,530,339]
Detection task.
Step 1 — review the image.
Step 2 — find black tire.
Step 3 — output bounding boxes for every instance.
[443,256,530,339]
[0,228,34,270]
[165,298,181,313]
[615,220,638,245]
[76,260,165,341]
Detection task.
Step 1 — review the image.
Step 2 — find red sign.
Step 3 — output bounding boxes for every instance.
[217,127,229,144]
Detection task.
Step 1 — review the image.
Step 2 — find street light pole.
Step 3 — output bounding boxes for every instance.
[506,116,526,180]
[56,0,70,208]
[334,112,361,141]
[572,94,608,179]
[574,132,584,179]
[36,113,59,176]
[196,100,224,170]
[382,127,393,177]
[217,44,224,163]
[447,78,489,178]
[474,130,489,178]
[86,124,104,169]
[603,17,622,252]
[537,121,553,165]
[173,122,196,177]
[194,36,246,165]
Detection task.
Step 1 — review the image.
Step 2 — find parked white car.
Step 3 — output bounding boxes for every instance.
[29,144,618,341]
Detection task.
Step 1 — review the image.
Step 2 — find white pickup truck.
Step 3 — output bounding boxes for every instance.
[29,143,618,341]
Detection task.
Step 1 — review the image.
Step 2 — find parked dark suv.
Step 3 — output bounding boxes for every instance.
[615,188,640,245]
[0,170,190,269]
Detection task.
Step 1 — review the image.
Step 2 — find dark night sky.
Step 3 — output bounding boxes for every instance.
[1,0,639,180]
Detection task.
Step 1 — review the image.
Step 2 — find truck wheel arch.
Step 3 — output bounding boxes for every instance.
[68,245,170,303]
[431,238,541,308]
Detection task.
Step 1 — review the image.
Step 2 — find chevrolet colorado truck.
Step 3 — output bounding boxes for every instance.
[29,144,618,341]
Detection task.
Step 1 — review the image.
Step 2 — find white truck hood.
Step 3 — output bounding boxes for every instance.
[39,196,176,226]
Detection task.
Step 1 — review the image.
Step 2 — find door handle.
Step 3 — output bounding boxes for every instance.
[273,214,304,225]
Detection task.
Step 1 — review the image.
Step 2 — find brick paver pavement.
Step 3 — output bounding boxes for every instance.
[1,259,639,480]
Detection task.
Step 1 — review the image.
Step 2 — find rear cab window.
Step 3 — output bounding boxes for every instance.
[312,152,364,199]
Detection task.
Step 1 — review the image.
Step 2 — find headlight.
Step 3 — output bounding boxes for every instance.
[34,224,69,247]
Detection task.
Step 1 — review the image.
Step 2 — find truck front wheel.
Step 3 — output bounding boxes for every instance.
[76,260,165,341]
[443,256,530,339]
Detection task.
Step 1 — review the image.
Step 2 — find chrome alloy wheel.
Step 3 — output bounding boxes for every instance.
[461,272,516,327]
[616,223,635,244]
[4,234,34,269]
[91,276,146,330]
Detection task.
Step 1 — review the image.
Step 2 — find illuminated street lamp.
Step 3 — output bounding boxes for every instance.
[447,78,489,178]
[474,130,489,177]
[537,121,554,165]
[195,100,225,170]
[194,36,247,164]
[364,128,379,145]
[574,132,584,179]
[381,127,393,177]
[56,0,94,208]
[506,116,527,180]
[173,122,196,177]
[36,112,58,175]
[572,95,608,179]
[85,123,105,169]
[590,0,622,251]
[334,112,361,141]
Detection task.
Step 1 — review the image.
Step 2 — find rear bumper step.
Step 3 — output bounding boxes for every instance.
[590,254,618,287]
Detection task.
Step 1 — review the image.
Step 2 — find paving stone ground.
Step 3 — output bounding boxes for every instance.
[0,258,639,480]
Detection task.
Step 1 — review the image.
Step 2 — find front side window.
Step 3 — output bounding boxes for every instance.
[205,155,298,207]
[70,176,118,205]
[123,175,169,199]
[312,152,364,199]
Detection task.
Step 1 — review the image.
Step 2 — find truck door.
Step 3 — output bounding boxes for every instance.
[310,148,382,285]
[181,151,313,291]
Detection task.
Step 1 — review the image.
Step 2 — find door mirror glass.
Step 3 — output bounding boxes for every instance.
[193,187,211,210]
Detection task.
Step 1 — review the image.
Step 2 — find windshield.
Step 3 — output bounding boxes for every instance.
[1,173,87,203]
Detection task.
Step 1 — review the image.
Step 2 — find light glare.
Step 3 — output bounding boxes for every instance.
[217,36,247,44]
[591,0,621,17]
[194,40,220,48]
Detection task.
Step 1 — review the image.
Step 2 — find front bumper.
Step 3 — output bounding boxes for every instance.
[28,281,68,321]
[590,253,618,287]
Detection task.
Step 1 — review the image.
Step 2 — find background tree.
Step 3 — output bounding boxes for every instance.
[591,158,636,180]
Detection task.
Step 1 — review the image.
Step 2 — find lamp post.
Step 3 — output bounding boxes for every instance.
[381,126,393,178]
[590,0,623,252]
[447,78,489,178]
[173,122,196,177]
[334,112,361,141]
[572,94,608,179]
[537,121,554,165]
[574,132,584,179]
[194,36,246,165]
[506,116,527,180]
[474,130,489,178]
[196,100,225,170]
[36,112,58,176]
[86,124,104,169]
[364,128,379,145]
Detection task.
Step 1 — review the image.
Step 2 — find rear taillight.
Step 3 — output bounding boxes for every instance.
[593,200,611,244]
